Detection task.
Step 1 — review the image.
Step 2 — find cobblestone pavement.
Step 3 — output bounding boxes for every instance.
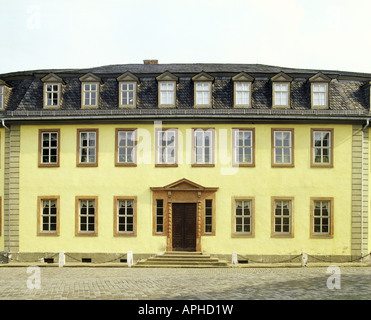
[0,266,369,300]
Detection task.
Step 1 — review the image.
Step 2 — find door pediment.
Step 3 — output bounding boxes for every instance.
[151,178,218,192]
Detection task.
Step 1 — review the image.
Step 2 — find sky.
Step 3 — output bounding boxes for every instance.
[1,0,371,75]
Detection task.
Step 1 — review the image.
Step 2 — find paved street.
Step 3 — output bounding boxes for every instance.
[0,266,369,300]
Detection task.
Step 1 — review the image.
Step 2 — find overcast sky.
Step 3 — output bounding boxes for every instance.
[1,0,371,74]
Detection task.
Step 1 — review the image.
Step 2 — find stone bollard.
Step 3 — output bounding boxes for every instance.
[58,251,65,267]
[301,252,308,267]
[127,251,133,267]
[231,252,238,268]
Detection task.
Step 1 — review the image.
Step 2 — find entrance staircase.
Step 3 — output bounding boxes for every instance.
[133,251,229,268]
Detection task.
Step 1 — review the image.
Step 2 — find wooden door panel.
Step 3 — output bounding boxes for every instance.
[172,203,196,251]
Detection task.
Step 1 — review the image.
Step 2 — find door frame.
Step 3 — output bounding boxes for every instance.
[151,178,218,252]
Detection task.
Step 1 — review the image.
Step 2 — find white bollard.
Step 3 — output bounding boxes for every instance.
[231,252,238,267]
[58,251,65,268]
[301,252,308,267]
[127,251,133,267]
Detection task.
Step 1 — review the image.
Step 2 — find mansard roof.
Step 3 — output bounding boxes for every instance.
[1,63,371,122]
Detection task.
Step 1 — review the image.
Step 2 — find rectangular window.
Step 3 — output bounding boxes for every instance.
[235,200,252,234]
[272,198,293,237]
[39,130,60,167]
[312,84,327,107]
[76,197,97,236]
[120,83,136,106]
[272,129,294,167]
[37,196,59,236]
[0,86,4,109]
[83,83,98,106]
[232,129,254,167]
[311,198,333,238]
[155,199,164,234]
[195,83,211,106]
[77,129,98,167]
[45,84,60,107]
[114,197,137,236]
[312,129,333,167]
[205,199,213,234]
[156,129,177,166]
[116,129,136,166]
[235,82,250,107]
[159,82,175,106]
[274,83,289,107]
[193,129,214,166]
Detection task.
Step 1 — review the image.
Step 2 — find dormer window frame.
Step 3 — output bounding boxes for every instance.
[232,72,254,108]
[309,73,331,109]
[41,74,64,109]
[117,72,138,109]
[156,72,178,108]
[192,72,214,109]
[271,72,292,109]
[79,73,102,109]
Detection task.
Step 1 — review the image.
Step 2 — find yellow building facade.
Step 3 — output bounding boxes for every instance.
[0,63,370,264]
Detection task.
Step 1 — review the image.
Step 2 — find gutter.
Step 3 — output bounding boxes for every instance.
[0,119,10,254]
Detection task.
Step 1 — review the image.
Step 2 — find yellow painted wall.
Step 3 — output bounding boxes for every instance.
[18,123,353,256]
[0,128,4,251]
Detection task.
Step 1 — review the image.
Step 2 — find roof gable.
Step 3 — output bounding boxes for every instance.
[41,73,64,84]
[192,71,214,82]
[156,71,178,82]
[117,71,138,82]
[232,72,254,82]
[309,72,331,83]
[79,73,102,83]
[271,72,293,82]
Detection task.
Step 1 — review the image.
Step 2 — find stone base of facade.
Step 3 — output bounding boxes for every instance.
[3,251,370,265]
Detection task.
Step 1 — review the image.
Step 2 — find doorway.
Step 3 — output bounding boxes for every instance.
[172,203,197,251]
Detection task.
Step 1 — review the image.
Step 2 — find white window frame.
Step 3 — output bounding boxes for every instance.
[272,129,294,167]
[195,82,212,107]
[312,83,328,108]
[234,199,252,234]
[158,81,176,107]
[78,198,97,234]
[272,198,294,237]
[78,130,98,166]
[120,82,136,108]
[117,199,135,234]
[193,129,214,166]
[116,129,136,166]
[44,83,61,108]
[233,129,254,167]
[82,82,99,108]
[273,83,289,107]
[234,82,251,107]
[156,129,177,166]
[312,129,333,167]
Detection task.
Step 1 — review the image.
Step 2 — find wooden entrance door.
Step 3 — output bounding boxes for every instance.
[172,203,197,251]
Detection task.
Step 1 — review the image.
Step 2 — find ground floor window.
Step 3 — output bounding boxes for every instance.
[37,196,59,236]
[310,198,333,238]
[232,198,254,237]
[114,197,137,236]
[271,197,294,237]
[155,199,164,234]
[75,197,98,236]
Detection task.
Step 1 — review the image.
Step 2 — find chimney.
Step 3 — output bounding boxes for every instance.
[143,60,159,65]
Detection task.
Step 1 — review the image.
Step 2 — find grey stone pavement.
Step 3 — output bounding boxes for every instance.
[0,266,370,300]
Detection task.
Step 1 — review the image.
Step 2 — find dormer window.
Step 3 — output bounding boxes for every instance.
[192,72,214,108]
[309,73,331,109]
[232,72,254,108]
[271,72,292,108]
[156,72,178,108]
[117,72,138,108]
[79,73,101,109]
[41,74,64,109]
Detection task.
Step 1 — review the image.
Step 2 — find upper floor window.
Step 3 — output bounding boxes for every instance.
[116,129,136,166]
[232,128,255,167]
[192,72,214,108]
[117,72,139,108]
[39,129,60,167]
[159,82,176,107]
[77,129,98,167]
[272,129,294,167]
[271,72,292,108]
[193,128,214,166]
[156,128,177,166]
[311,129,333,167]
[235,82,251,107]
[309,72,331,109]
[120,83,136,107]
[79,73,101,109]
[41,73,64,109]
